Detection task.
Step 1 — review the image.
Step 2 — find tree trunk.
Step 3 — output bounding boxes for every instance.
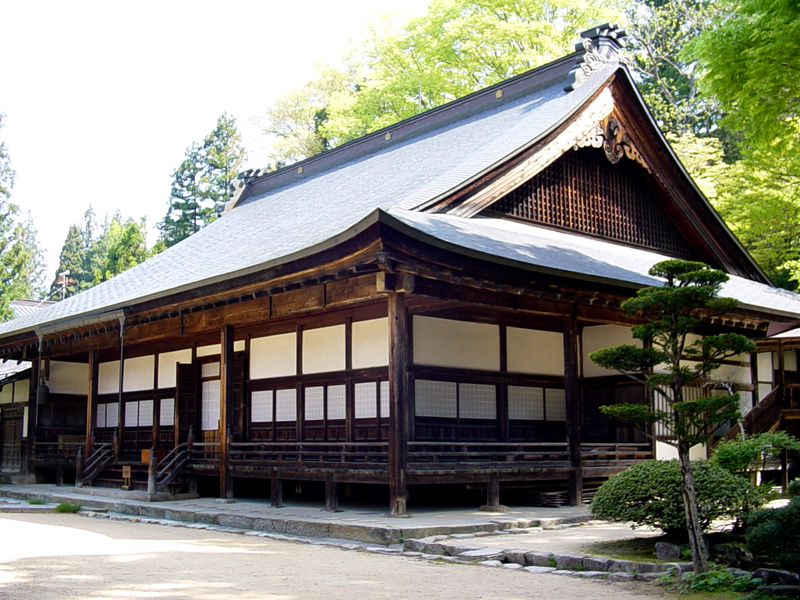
[678,442,709,573]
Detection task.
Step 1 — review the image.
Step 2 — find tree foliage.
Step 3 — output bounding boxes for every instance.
[711,431,800,476]
[158,113,246,248]
[623,0,729,137]
[686,0,800,287]
[0,114,46,319]
[590,460,763,538]
[589,259,756,573]
[50,208,151,296]
[258,0,622,163]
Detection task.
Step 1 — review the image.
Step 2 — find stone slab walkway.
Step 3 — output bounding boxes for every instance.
[0,483,593,545]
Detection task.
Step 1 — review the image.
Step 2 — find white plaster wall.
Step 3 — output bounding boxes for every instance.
[655,441,707,461]
[303,325,345,374]
[250,332,297,379]
[158,349,193,389]
[15,380,29,404]
[352,318,389,369]
[123,355,155,392]
[784,351,797,371]
[413,316,500,371]
[98,361,120,395]
[49,361,88,395]
[196,344,221,357]
[758,383,773,401]
[582,325,641,377]
[0,385,12,404]
[507,327,564,375]
[22,406,28,437]
[757,352,773,383]
[714,364,752,385]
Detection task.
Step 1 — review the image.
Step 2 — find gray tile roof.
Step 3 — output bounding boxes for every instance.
[0,59,616,340]
[0,54,795,343]
[385,209,800,321]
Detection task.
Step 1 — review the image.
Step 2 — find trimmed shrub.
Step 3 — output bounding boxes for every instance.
[590,460,764,539]
[745,496,800,571]
[788,478,800,498]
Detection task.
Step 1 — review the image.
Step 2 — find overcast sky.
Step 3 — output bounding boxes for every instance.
[0,0,430,283]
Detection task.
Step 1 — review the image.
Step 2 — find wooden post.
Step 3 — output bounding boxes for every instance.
[486,473,500,507]
[219,324,234,499]
[75,446,84,487]
[147,447,157,495]
[777,340,786,409]
[388,292,409,516]
[564,314,583,506]
[325,472,339,512]
[116,320,126,461]
[86,350,99,460]
[270,469,283,508]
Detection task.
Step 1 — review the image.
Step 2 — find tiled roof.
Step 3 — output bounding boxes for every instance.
[0,56,616,339]
[384,209,800,321]
[0,39,795,342]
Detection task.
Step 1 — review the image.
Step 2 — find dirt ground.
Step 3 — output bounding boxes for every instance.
[0,513,669,600]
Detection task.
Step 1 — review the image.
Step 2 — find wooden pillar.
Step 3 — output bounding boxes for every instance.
[486,473,500,507]
[498,325,509,443]
[777,340,786,408]
[563,314,582,506]
[270,469,283,508]
[85,350,99,459]
[388,291,409,516]
[116,322,126,460]
[325,472,339,512]
[219,324,234,499]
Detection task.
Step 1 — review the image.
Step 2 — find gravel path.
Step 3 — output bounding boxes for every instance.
[0,513,668,600]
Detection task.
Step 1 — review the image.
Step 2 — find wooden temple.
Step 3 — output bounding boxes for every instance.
[1,26,799,512]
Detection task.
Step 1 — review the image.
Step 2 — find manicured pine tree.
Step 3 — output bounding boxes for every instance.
[590,260,756,573]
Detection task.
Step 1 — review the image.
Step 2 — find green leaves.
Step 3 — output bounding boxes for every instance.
[590,345,665,373]
[158,113,246,248]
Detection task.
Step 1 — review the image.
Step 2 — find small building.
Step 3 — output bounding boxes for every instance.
[0,26,798,511]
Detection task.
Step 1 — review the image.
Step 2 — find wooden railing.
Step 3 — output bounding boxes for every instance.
[153,442,191,492]
[719,386,782,444]
[407,442,570,468]
[581,442,652,462]
[228,441,389,468]
[32,439,83,464]
[78,443,115,486]
[190,442,221,464]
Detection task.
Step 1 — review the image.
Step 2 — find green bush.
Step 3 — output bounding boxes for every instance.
[788,478,800,498]
[54,502,82,513]
[745,496,800,571]
[590,460,764,538]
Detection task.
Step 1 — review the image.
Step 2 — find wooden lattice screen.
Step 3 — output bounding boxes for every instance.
[488,148,694,256]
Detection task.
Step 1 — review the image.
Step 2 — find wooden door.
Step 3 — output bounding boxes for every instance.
[176,363,199,443]
[1,417,21,472]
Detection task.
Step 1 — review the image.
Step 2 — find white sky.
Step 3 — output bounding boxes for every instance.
[0,0,431,282]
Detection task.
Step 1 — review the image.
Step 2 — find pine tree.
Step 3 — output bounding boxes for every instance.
[158,113,246,248]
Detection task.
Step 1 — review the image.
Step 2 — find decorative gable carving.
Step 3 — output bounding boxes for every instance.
[485,147,695,257]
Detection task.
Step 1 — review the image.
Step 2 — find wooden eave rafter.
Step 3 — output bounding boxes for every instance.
[422,71,769,284]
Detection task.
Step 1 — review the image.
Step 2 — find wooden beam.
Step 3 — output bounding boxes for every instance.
[219,324,234,499]
[388,292,409,516]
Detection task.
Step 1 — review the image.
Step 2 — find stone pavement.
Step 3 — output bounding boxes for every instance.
[0,483,594,545]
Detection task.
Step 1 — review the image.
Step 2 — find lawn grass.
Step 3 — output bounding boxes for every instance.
[581,536,681,563]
